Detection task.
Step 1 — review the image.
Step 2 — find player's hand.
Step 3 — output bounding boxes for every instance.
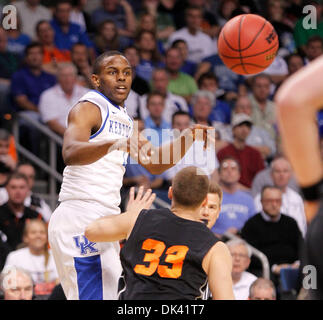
[189,124,215,150]
[126,186,156,213]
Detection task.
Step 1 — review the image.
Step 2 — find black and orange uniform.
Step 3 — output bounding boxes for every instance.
[118,208,220,300]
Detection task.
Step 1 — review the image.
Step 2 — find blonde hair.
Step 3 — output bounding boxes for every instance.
[23,219,50,282]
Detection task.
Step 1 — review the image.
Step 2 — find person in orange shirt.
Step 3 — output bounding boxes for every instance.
[36,20,71,75]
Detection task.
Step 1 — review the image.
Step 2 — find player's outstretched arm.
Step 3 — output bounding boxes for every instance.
[202,241,235,300]
[276,55,323,221]
[85,186,156,242]
[129,124,214,175]
[63,101,124,166]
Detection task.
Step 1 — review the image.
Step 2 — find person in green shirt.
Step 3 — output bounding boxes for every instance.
[293,0,323,53]
[165,47,198,103]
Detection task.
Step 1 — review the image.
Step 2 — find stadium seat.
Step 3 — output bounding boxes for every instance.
[280,267,300,299]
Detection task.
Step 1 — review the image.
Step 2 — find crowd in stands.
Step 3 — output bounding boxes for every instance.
[0,0,322,300]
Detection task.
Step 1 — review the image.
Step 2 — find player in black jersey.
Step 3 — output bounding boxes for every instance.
[85,166,234,300]
[276,55,323,299]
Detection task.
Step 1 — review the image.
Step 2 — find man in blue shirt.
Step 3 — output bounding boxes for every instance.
[212,157,256,236]
[144,92,171,147]
[51,1,94,59]
[11,42,56,155]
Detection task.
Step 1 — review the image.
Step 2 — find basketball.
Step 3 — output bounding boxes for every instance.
[218,14,279,75]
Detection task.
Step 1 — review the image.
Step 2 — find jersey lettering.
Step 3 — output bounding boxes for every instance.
[134,238,189,279]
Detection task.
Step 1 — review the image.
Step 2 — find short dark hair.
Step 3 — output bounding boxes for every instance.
[172,111,191,125]
[172,166,209,208]
[6,172,29,186]
[306,35,323,47]
[208,181,223,203]
[171,39,187,47]
[260,185,281,200]
[197,72,218,88]
[146,91,165,106]
[93,50,127,75]
[24,42,43,56]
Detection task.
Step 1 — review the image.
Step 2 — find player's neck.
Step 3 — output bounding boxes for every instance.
[171,204,200,222]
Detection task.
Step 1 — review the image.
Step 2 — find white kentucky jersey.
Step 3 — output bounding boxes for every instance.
[59,90,133,215]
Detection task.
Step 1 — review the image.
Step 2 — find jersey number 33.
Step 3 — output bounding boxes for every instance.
[134,238,189,279]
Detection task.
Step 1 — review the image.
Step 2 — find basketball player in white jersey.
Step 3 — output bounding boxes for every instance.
[48,51,212,300]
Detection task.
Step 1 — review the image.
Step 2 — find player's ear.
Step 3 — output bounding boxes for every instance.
[168,186,173,200]
[91,74,100,88]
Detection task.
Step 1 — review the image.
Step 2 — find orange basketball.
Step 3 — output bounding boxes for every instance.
[218,14,279,75]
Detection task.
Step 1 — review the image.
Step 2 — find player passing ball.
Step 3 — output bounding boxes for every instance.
[85,166,234,300]
[276,55,323,300]
[48,50,214,300]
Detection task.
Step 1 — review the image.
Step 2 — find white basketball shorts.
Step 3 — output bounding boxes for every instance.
[48,200,122,300]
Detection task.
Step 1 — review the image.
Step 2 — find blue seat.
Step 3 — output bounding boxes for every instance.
[280,268,300,292]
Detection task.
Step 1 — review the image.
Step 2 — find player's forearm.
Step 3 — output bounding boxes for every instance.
[144,130,194,175]
[63,139,122,166]
[276,56,323,186]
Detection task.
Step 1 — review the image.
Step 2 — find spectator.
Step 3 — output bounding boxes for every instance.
[249,278,276,300]
[249,74,277,141]
[71,42,93,88]
[10,42,56,155]
[217,113,265,189]
[0,129,16,188]
[199,181,223,229]
[137,4,175,43]
[135,12,164,53]
[36,20,71,75]
[0,267,34,300]
[230,96,276,160]
[197,72,232,125]
[163,110,219,183]
[251,156,299,198]
[304,35,323,64]
[241,186,303,285]
[91,0,137,39]
[0,173,42,251]
[5,17,31,58]
[138,68,189,123]
[227,239,257,300]
[165,47,198,103]
[4,219,58,298]
[70,0,94,34]
[13,0,52,40]
[135,30,163,82]
[266,0,296,57]
[167,5,216,64]
[183,0,220,39]
[212,157,256,236]
[196,57,247,102]
[143,91,171,147]
[253,157,307,237]
[216,0,239,27]
[94,20,126,56]
[191,90,214,126]
[50,0,95,61]
[285,53,304,75]
[293,0,323,54]
[171,39,197,77]
[123,45,150,96]
[0,229,11,272]
[0,28,20,119]
[39,62,89,137]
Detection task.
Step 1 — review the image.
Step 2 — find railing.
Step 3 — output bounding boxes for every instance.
[12,112,63,210]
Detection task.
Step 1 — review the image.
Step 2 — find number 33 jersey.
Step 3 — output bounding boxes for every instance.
[118,208,220,300]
